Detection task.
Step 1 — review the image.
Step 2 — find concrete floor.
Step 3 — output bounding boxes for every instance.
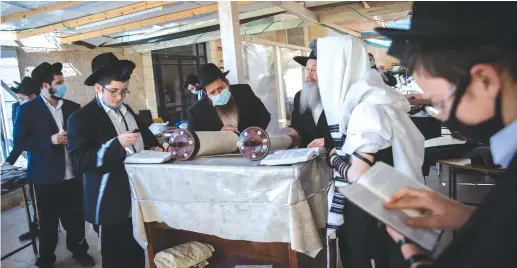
[1,165,496,267]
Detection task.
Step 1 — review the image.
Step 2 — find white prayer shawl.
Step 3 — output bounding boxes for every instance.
[317,35,425,267]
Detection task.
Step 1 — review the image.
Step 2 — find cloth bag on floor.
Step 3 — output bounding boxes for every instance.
[154,241,215,268]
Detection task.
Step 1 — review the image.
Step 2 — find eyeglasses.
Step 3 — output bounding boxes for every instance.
[102,85,130,98]
[425,86,457,121]
[304,67,317,73]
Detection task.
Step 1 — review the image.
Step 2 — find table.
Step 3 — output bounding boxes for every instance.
[126,156,331,268]
[1,183,38,260]
[436,158,505,205]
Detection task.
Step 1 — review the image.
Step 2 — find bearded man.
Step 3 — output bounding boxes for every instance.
[290,51,331,148]
[186,63,270,132]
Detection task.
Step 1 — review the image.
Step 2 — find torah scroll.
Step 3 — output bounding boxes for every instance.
[169,129,239,160]
[237,127,301,160]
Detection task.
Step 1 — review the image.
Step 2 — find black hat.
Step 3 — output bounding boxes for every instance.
[376,2,517,42]
[293,51,317,67]
[11,77,39,96]
[84,53,135,86]
[198,63,229,88]
[183,74,199,87]
[31,62,63,86]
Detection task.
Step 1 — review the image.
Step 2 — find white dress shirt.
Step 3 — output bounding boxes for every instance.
[312,102,323,125]
[100,101,144,155]
[42,97,74,180]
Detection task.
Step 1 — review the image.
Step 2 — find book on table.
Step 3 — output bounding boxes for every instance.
[259,147,326,166]
[124,150,173,164]
[337,162,442,251]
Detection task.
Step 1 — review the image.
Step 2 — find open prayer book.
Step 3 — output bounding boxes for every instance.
[124,150,173,164]
[259,147,326,166]
[337,162,442,251]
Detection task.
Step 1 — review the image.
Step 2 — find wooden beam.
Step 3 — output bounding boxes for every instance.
[361,1,371,9]
[273,1,319,23]
[319,2,412,24]
[1,1,84,23]
[323,22,361,37]
[16,1,174,40]
[60,2,255,44]
[360,34,383,40]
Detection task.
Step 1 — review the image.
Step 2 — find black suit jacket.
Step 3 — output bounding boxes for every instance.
[187,84,271,132]
[290,91,332,149]
[67,97,158,225]
[434,155,517,267]
[13,96,80,184]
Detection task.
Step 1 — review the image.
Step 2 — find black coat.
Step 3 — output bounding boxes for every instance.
[433,154,517,267]
[13,96,80,184]
[187,84,271,132]
[6,102,22,164]
[290,91,332,149]
[67,97,158,225]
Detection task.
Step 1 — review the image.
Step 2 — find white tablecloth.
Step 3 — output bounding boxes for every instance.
[126,156,331,257]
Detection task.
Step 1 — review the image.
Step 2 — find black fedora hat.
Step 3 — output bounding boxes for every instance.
[376,2,517,41]
[84,53,135,86]
[293,51,317,67]
[198,63,229,88]
[31,62,63,86]
[183,74,199,87]
[11,77,39,96]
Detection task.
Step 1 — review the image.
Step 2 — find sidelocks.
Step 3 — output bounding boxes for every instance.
[168,127,301,161]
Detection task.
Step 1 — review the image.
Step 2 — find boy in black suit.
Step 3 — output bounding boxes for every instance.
[14,63,94,267]
[187,63,270,132]
[67,53,160,268]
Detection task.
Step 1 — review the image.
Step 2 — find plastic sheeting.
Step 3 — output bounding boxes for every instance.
[242,42,305,135]
[127,156,331,257]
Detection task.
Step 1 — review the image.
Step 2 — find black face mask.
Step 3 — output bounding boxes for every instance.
[444,82,505,144]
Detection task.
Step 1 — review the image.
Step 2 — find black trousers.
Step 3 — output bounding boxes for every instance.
[100,217,145,268]
[338,201,406,268]
[34,178,88,264]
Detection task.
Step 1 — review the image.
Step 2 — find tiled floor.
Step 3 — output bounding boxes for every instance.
[1,165,496,267]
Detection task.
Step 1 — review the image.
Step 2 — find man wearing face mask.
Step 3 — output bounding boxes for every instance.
[184,74,205,102]
[67,53,160,268]
[369,53,398,87]
[187,63,270,132]
[13,62,95,267]
[375,2,517,267]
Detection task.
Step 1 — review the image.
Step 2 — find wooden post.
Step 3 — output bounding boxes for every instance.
[217,1,245,84]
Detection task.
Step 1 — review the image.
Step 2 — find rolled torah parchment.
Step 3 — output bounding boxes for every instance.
[169,129,239,160]
[237,127,301,160]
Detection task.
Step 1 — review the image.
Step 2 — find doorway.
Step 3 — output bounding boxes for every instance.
[152,43,207,124]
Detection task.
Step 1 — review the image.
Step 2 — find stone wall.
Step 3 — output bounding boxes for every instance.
[16,45,150,112]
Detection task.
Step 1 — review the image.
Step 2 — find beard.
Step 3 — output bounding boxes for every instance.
[215,96,239,127]
[299,76,321,115]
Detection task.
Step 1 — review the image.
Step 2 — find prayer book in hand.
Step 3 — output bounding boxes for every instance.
[337,162,442,251]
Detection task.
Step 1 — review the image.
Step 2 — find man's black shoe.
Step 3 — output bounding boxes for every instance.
[18,222,39,241]
[35,255,56,267]
[72,252,96,267]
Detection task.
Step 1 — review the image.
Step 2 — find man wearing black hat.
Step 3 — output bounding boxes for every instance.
[14,63,95,267]
[67,52,160,268]
[291,49,331,148]
[375,2,517,268]
[5,77,40,165]
[184,74,205,102]
[186,63,270,132]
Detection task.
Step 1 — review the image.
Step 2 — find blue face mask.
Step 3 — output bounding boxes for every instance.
[53,84,68,98]
[370,60,376,68]
[209,88,231,106]
[191,89,201,94]
[19,99,29,105]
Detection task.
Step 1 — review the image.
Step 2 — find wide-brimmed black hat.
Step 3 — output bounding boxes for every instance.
[293,51,317,67]
[84,53,135,86]
[31,62,63,86]
[376,2,517,42]
[198,63,229,88]
[183,74,199,87]
[11,77,39,96]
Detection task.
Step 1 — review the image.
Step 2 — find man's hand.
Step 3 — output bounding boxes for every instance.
[221,125,237,132]
[151,146,164,152]
[307,138,324,148]
[51,129,67,145]
[117,132,140,148]
[384,187,474,230]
